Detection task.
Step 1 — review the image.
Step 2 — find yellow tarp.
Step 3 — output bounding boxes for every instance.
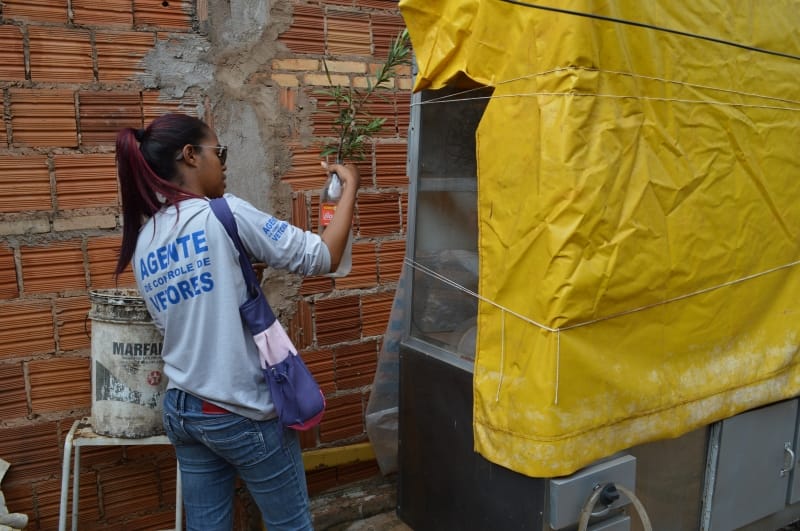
[400,0,800,477]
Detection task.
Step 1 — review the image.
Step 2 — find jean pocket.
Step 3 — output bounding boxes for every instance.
[198,417,268,467]
[163,413,186,446]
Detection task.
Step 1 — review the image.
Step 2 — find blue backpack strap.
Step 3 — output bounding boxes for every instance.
[208,197,261,299]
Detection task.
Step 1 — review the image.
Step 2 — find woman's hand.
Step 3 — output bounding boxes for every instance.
[319,162,360,271]
[325,161,360,190]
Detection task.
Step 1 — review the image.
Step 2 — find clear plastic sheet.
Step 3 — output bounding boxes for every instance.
[365,266,409,475]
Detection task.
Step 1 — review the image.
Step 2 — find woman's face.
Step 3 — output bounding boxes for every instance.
[194,131,227,198]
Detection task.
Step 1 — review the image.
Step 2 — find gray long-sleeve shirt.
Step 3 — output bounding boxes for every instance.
[133,194,331,420]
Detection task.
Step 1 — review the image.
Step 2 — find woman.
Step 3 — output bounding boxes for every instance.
[114,113,358,530]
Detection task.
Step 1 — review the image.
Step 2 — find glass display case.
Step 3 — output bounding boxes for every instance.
[405,83,490,368]
[398,83,550,530]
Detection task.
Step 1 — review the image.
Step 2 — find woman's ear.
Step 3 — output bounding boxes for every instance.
[176,144,199,167]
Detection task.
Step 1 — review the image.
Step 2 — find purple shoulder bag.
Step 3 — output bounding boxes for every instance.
[209,197,325,430]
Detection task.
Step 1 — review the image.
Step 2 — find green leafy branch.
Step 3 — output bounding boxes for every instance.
[317,28,412,162]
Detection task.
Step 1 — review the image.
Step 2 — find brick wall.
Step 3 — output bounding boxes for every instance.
[0,0,409,528]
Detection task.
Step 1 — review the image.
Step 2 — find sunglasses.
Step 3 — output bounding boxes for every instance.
[194,144,228,164]
[176,145,228,164]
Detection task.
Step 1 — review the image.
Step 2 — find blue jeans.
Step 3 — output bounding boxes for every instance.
[162,389,312,531]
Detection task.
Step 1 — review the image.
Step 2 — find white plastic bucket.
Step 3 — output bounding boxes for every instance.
[89,288,166,438]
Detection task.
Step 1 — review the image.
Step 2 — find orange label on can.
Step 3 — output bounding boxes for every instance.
[320,203,336,226]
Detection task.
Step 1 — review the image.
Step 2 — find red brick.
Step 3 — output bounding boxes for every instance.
[28,357,91,414]
[352,157,373,186]
[334,341,377,390]
[315,295,361,346]
[0,246,18,299]
[156,452,180,504]
[124,443,173,463]
[0,421,61,484]
[282,143,327,192]
[0,299,54,359]
[371,14,405,58]
[55,296,91,352]
[79,91,142,146]
[0,362,28,419]
[337,459,380,484]
[292,193,310,231]
[300,275,333,296]
[54,152,119,210]
[298,424,319,450]
[327,11,371,56]
[134,0,193,30]
[87,235,136,289]
[279,86,298,110]
[72,0,133,27]
[312,90,341,139]
[123,509,180,530]
[302,348,335,395]
[10,89,78,147]
[21,240,87,295]
[319,393,364,442]
[277,300,307,355]
[361,290,394,337]
[96,30,156,83]
[69,440,123,469]
[400,191,408,232]
[375,142,407,187]
[357,191,401,237]
[0,25,26,80]
[2,0,68,23]
[333,240,377,290]
[142,90,202,124]
[34,473,100,531]
[378,239,405,283]
[362,95,397,138]
[99,461,162,521]
[279,5,325,55]
[0,155,51,213]
[306,466,337,495]
[28,26,93,83]
[1,483,34,528]
[357,0,400,9]
[396,90,411,137]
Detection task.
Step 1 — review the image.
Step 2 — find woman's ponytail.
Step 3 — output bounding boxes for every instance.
[114,115,207,276]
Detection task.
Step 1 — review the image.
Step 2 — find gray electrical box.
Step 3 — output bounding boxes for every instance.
[549,454,636,530]
[707,399,799,530]
[590,515,631,531]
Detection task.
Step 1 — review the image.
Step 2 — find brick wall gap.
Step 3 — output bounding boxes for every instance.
[12,246,23,299]
[47,154,59,214]
[72,90,82,147]
[22,359,34,418]
[2,88,11,142]
[88,28,99,84]
[21,25,32,82]
[80,236,91,289]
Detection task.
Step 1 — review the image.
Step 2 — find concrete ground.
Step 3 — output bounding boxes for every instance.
[332,510,411,531]
[310,474,408,531]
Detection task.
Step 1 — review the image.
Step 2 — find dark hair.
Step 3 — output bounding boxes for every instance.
[115,113,210,276]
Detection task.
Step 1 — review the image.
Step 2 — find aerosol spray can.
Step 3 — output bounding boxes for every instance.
[319,171,352,277]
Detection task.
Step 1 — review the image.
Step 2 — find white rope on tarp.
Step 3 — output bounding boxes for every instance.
[411,65,800,111]
[414,90,800,113]
[403,256,800,405]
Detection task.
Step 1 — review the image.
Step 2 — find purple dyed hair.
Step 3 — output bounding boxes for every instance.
[115,113,210,276]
